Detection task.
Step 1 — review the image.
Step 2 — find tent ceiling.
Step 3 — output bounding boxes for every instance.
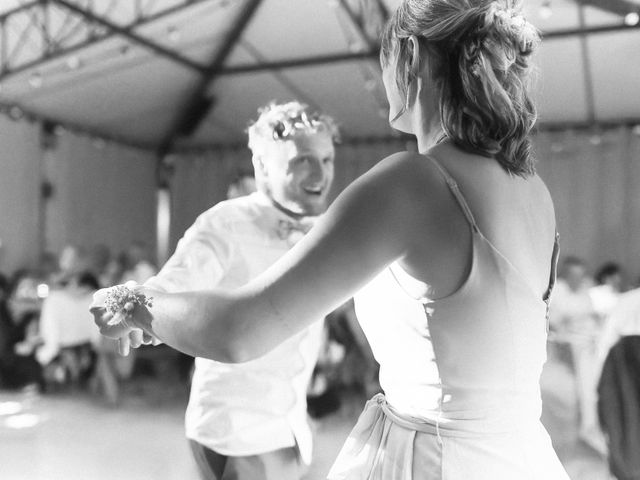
[0,0,638,152]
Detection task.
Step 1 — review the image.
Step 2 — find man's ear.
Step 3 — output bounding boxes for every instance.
[252,154,268,177]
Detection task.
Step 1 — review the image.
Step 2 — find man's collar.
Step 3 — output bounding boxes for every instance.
[253,191,319,223]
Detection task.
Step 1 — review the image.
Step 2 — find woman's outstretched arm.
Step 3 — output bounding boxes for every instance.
[94,153,428,362]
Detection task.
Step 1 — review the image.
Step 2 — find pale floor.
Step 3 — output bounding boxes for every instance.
[0,356,611,480]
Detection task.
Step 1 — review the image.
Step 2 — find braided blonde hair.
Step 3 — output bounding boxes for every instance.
[381,0,540,176]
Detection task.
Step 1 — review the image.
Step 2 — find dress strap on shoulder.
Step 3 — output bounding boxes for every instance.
[425,155,479,233]
[543,232,560,303]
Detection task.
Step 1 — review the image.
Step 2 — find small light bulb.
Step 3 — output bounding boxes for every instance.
[66,55,81,70]
[167,26,180,43]
[539,0,552,19]
[28,72,43,88]
[348,41,365,53]
[36,283,49,299]
[9,106,23,120]
[364,79,377,91]
[624,12,639,26]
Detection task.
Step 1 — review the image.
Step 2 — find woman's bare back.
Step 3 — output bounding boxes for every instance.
[397,141,557,301]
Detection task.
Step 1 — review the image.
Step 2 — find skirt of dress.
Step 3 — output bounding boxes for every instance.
[327,394,570,480]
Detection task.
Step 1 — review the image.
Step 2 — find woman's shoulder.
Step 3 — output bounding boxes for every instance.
[362,150,444,192]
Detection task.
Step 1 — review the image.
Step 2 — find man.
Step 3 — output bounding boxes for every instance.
[144,101,339,480]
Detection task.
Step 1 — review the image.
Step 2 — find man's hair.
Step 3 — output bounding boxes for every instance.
[246,101,340,156]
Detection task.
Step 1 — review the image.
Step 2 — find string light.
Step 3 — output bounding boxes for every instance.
[0,102,122,150]
[92,137,107,149]
[624,12,639,26]
[348,41,365,53]
[66,55,82,70]
[28,71,43,88]
[539,0,552,20]
[167,25,181,43]
[551,142,564,153]
[8,106,23,120]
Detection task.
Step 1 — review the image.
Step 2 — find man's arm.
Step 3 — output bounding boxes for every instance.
[145,210,232,293]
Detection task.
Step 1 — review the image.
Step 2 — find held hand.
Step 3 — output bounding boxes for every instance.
[90,285,160,356]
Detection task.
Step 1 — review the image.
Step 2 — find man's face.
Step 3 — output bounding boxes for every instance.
[260,130,335,216]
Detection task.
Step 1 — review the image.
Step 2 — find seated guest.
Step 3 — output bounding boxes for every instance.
[36,272,100,386]
[0,272,19,387]
[2,271,44,390]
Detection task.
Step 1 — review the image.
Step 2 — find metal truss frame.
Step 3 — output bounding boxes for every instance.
[0,0,216,80]
[576,0,639,17]
[156,0,264,158]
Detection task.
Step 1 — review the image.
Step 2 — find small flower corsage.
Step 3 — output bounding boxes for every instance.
[104,282,153,326]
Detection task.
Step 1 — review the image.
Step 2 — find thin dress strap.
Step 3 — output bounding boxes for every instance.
[543,232,560,332]
[426,155,479,233]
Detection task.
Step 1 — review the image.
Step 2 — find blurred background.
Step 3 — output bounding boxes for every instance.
[1,0,639,479]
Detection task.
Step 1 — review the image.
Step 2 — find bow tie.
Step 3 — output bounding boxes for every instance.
[276,218,314,243]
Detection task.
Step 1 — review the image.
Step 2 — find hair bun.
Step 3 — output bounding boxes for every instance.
[485,2,539,55]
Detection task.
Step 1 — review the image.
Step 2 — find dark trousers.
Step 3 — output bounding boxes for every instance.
[188,439,301,480]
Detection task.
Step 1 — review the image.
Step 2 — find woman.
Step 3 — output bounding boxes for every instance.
[93,1,569,477]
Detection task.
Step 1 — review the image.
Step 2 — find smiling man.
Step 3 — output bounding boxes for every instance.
[144,101,339,480]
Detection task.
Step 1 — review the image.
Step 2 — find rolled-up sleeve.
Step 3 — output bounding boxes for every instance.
[145,210,232,294]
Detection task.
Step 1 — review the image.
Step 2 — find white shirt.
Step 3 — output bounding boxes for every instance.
[121,261,157,285]
[36,287,99,365]
[145,192,323,463]
[548,279,599,343]
[597,288,640,366]
[588,284,621,319]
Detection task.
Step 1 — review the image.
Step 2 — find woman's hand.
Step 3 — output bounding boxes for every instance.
[90,284,159,356]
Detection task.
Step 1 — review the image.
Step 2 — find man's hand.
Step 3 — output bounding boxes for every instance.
[91,287,158,356]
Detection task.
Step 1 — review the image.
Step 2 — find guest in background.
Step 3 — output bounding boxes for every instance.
[50,244,87,288]
[549,256,602,449]
[120,241,157,285]
[596,288,640,476]
[597,287,640,366]
[3,271,45,390]
[589,261,624,320]
[35,271,100,388]
[87,244,112,286]
[0,272,19,387]
[100,251,128,288]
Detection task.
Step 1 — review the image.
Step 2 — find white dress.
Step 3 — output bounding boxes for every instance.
[328,157,570,480]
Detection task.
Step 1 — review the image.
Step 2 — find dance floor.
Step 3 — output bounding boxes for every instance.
[0,355,610,480]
